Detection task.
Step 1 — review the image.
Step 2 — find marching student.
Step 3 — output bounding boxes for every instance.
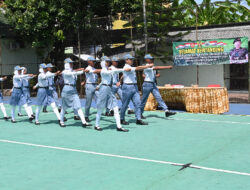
[105,56,134,116]
[94,56,129,132]
[9,66,35,123]
[46,63,62,112]
[0,76,10,120]
[17,67,36,117]
[84,56,99,122]
[34,64,61,125]
[120,54,153,126]
[59,58,91,127]
[140,54,176,118]
[42,63,62,113]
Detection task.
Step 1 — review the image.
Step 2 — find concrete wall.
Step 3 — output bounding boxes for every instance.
[0,39,43,75]
[154,60,225,87]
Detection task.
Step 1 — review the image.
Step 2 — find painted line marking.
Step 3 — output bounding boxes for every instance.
[171,118,250,125]
[0,139,250,177]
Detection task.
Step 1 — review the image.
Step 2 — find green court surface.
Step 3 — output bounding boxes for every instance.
[0,105,250,190]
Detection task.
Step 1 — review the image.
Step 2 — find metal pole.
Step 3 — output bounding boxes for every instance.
[130,14,134,54]
[78,28,83,98]
[248,60,250,103]
[0,39,3,93]
[195,6,199,85]
[143,0,148,53]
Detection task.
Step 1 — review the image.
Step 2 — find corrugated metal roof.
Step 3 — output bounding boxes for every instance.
[169,25,250,41]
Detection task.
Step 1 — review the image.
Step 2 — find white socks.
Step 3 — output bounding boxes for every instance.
[51,102,60,120]
[95,106,121,128]
[77,109,87,124]
[113,106,122,129]
[0,103,7,117]
[23,104,32,118]
[28,106,34,115]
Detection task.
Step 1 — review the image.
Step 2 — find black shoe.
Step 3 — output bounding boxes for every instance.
[58,108,61,112]
[43,109,48,113]
[35,121,40,125]
[105,112,113,117]
[117,127,129,132]
[4,117,10,121]
[11,120,16,123]
[141,115,146,119]
[128,110,134,114]
[31,114,35,119]
[165,111,176,117]
[110,110,114,115]
[82,123,92,128]
[85,117,90,122]
[29,117,34,122]
[95,126,103,131]
[18,113,23,117]
[74,116,80,120]
[136,120,148,125]
[120,120,129,125]
[59,123,66,127]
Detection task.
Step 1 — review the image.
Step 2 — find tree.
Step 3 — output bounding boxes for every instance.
[110,0,249,61]
[172,0,250,26]
[3,0,89,65]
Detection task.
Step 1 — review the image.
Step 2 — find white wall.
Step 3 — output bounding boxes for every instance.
[0,39,44,75]
[154,60,225,87]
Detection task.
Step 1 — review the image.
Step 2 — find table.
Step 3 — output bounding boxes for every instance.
[144,87,229,114]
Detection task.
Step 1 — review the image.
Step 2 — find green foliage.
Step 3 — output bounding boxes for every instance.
[173,0,250,26]
[3,0,88,49]
[2,0,249,63]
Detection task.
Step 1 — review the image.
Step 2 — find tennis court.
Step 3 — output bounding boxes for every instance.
[0,104,250,190]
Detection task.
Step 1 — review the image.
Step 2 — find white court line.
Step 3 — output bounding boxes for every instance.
[0,139,250,177]
[172,118,250,125]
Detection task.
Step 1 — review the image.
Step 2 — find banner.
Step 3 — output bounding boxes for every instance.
[173,37,248,66]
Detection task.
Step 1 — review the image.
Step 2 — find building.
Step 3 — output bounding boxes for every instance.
[154,22,250,92]
[0,12,44,76]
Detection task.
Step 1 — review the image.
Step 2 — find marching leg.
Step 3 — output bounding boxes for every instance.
[95,108,103,131]
[113,106,128,132]
[74,109,80,120]
[28,106,34,117]
[59,108,66,127]
[35,105,42,125]
[11,106,16,123]
[18,104,23,116]
[0,103,9,120]
[23,103,33,122]
[77,108,92,128]
[50,102,61,121]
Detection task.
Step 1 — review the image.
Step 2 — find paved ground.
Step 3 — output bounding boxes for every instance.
[0,104,250,190]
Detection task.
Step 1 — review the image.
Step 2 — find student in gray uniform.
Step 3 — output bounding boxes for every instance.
[0,76,10,120]
[84,56,99,122]
[105,56,134,116]
[59,58,91,127]
[46,63,62,111]
[18,67,35,117]
[140,54,176,118]
[94,56,129,132]
[120,54,153,126]
[34,64,61,125]
[10,66,35,123]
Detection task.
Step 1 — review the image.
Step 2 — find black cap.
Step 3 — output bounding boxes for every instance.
[233,38,241,44]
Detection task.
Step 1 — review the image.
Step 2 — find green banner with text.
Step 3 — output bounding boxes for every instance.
[173,37,248,66]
